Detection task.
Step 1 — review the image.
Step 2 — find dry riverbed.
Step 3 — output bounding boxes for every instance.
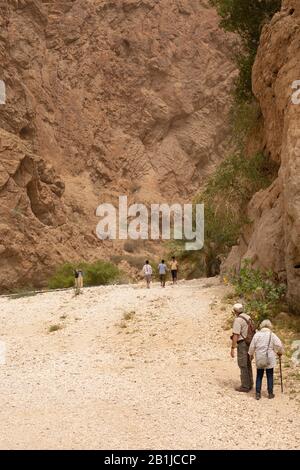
[0,278,299,449]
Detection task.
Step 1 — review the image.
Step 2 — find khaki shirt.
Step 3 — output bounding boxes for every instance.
[232,313,250,341]
[143,264,152,276]
[170,260,178,270]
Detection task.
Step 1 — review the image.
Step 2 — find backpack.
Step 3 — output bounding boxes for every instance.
[240,314,256,345]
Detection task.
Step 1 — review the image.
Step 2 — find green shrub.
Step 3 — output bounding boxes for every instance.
[230,259,286,322]
[48,260,121,289]
[201,152,278,205]
[230,99,262,146]
[48,263,75,289]
[201,152,276,267]
[171,152,278,276]
[211,0,281,51]
[234,51,256,103]
[178,1,281,277]
[84,261,120,286]
[211,0,281,102]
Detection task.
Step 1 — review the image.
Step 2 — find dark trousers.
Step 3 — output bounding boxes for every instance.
[256,368,274,394]
[160,274,166,287]
[237,341,253,390]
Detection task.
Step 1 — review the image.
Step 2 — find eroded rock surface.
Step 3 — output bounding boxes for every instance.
[224,0,300,311]
[0,0,237,290]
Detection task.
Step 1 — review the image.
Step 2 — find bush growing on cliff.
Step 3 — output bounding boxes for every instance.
[211,0,281,50]
[230,99,262,147]
[230,259,286,322]
[211,0,281,101]
[48,261,121,289]
[178,2,282,280]
[198,151,276,244]
[171,152,278,276]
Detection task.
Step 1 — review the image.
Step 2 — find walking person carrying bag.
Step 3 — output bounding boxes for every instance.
[248,320,284,400]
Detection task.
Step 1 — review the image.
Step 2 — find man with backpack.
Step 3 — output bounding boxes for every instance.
[230,303,255,393]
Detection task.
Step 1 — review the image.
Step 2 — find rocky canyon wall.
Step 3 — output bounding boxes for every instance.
[224,0,300,312]
[0,0,237,291]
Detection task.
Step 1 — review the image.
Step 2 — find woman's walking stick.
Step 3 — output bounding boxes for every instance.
[279,355,284,393]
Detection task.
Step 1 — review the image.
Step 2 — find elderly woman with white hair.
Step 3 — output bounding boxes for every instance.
[248,320,283,400]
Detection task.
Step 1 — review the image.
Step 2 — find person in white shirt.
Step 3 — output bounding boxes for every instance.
[74,269,83,294]
[248,319,283,400]
[142,260,152,289]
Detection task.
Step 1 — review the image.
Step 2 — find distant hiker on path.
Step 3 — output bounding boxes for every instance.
[170,256,179,284]
[158,259,167,288]
[74,269,83,294]
[248,320,283,400]
[74,269,80,294]
[78,269,83,289]
[142,260,152,289]
[231,303,254,393]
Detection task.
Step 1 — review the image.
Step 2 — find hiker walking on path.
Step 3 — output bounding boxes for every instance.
[230,303,254,393]
[74,269,84,294]
[142,260,152,289]
[248,320,283,400]
[158,260,167,288]
[78,269,83,289]
[74,269,79,294]
[170,256,179,284]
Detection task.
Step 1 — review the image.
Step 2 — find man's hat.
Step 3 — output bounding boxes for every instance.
[232,303,244,314]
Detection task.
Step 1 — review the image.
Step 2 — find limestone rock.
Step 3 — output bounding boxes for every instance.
[0,0,237,290]
[225,1,300,312]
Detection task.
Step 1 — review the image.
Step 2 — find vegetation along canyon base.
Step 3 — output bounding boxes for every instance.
[0,0,299,453]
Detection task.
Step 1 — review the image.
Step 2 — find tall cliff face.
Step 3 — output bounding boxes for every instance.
[225,0,300,312]
[0,0,237,291]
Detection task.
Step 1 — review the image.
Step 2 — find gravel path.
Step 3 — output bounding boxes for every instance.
[0,278,299,450]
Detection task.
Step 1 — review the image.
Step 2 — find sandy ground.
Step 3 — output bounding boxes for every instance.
[0,278,299,450]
